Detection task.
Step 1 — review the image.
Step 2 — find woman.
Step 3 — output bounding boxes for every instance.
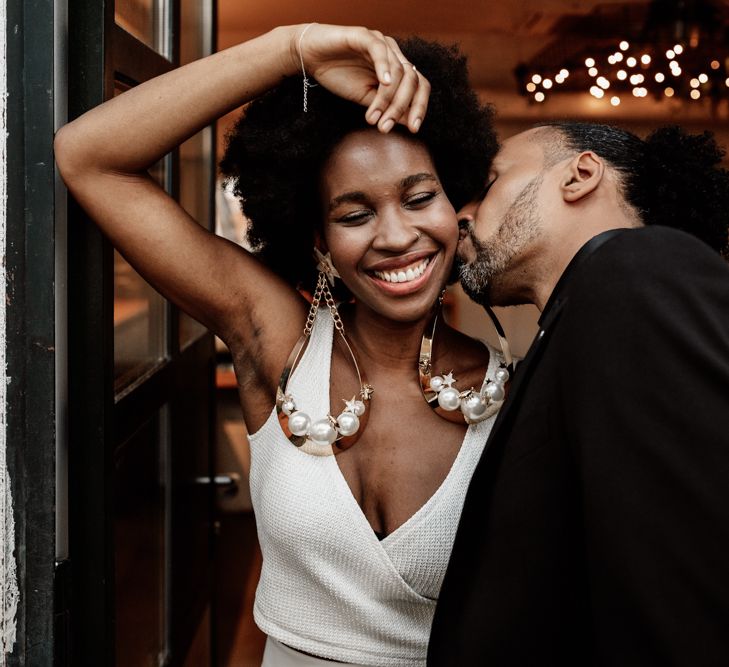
[55,24,504,666]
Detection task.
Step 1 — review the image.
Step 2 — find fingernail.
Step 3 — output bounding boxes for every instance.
[383,71,392,84]
[381,118,394,132]
[412,117,422,131]
[369,109,382,124]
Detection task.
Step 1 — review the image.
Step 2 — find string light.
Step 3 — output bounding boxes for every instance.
[517,16,729,109]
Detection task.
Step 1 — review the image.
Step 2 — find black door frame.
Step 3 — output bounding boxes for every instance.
[5,0,59,664]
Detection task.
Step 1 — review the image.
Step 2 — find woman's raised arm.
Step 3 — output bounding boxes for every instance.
[54,24,429,356]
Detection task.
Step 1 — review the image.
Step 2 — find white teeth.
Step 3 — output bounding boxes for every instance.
[373,257,431,284]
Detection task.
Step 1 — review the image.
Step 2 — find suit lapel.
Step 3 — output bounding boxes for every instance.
[474,297,567,471]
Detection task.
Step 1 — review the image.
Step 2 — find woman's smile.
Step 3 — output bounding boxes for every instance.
[366,252,438,294]
[321,129,458,320]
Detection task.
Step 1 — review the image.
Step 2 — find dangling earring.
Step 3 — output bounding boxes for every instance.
[275,251,373,456]
[313,247,340,285]
[418,301,513,424]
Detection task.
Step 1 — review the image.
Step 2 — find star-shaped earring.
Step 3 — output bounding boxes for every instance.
[313,247,341,286]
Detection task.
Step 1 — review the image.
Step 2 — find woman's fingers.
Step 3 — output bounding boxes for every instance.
[302,25,431,133]
[365,35,430,133]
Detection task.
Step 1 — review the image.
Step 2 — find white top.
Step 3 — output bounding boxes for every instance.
[248,308,502,666]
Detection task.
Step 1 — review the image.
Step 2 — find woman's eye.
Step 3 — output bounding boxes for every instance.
[405,191,437,207]
[337,210,372,224]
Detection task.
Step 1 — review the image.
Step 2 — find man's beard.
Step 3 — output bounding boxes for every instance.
[458,174,543,306]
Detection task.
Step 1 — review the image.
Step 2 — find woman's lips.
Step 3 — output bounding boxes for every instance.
[367,254,438,294]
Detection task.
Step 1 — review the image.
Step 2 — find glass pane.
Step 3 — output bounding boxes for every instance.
[114,407,170,666]
[178,0,213,347]
[116,0,168,56]
[114,249,167,392]
[180,0,209,66]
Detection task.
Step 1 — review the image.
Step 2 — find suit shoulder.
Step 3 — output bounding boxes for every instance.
[570,226,728,299]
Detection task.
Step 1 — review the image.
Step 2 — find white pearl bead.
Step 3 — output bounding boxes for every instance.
[336,412,360,437]
[461,393,488,421]
[282,400,296,416]
[437,386,461,411]
[309,419,338,445]
[484,382,505,402]
[352,400,366,417]
[430,375,445,393]
[494,367,510,384]
[288,411,311,436]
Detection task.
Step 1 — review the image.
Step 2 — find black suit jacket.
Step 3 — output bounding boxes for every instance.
[429,227,729,666]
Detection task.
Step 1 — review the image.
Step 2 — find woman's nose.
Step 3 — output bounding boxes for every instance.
[372,212,420,251]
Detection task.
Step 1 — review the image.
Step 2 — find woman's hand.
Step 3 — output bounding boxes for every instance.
[291,23,430,134]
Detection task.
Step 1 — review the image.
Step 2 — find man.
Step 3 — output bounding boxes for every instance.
[428,123,729,666]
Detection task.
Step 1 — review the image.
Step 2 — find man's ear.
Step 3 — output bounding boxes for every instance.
[561,151,604,202]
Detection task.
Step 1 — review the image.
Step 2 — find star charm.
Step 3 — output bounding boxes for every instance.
[442,371,456,387]
[344,396,359,412]
[313,248,341,286]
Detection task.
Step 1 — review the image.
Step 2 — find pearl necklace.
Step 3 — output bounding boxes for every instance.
[276,271,374,457]
[418,306,513,424]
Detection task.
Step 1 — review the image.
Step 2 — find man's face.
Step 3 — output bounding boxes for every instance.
[457,130,548,306]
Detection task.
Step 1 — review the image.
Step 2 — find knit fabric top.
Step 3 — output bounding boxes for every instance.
[248,307,502,666]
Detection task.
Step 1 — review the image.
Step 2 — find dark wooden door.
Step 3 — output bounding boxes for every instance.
[67,1,218,665]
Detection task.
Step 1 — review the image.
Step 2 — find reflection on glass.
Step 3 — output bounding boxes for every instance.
[114,409,169,666]
[178,0,213,347]
[180,0,208,66]
[114,250,167,392]
[116,0,167,56]
[179,128,212,347]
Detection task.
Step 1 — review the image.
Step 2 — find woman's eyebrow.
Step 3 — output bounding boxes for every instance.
[400,172,438,189]
[329,190,368,211]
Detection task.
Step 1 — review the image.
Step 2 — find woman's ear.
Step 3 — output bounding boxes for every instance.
[561,151,604,202]
[313,230,327,253]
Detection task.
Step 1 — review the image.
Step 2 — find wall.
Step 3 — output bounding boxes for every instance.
[0,2,19,661]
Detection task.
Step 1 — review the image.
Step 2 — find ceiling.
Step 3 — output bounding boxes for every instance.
[217,0,729,124]
[218,0,656,91]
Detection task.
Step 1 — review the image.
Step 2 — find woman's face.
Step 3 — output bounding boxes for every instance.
[319,129,458,323]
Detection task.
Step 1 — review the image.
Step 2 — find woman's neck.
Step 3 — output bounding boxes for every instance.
[340,302,434,375]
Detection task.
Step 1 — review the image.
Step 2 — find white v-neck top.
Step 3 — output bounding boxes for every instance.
[248,308,502,666]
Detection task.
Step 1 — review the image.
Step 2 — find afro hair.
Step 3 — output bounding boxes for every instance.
[220,37,498,291]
